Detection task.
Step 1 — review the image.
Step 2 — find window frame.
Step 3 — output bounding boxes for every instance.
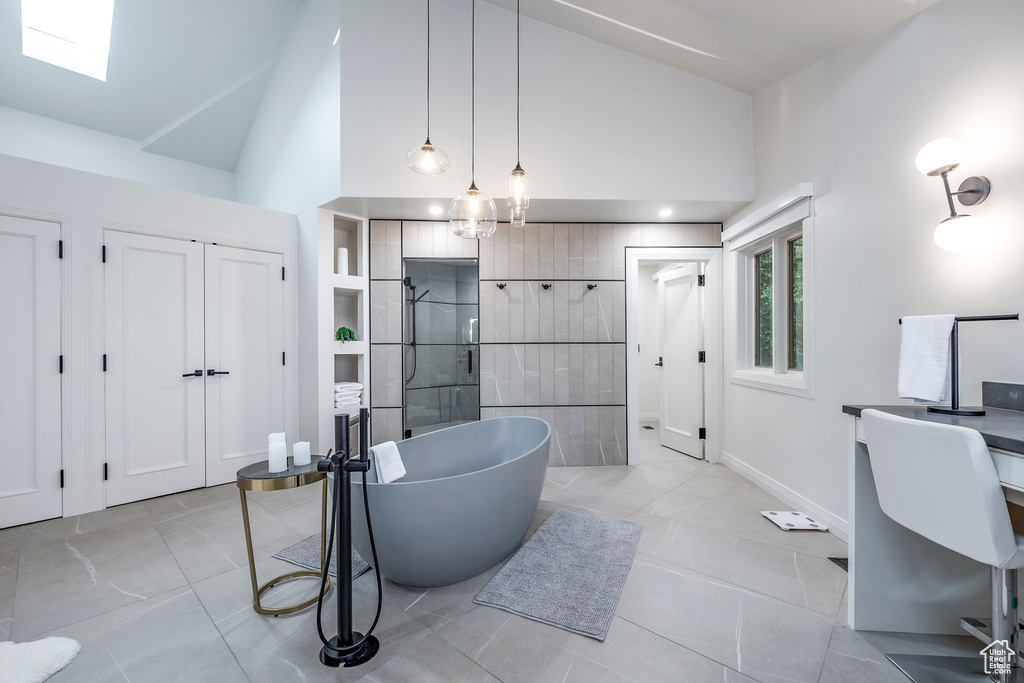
[729,198,814,398]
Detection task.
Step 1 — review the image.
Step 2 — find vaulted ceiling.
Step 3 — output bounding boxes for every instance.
[0,0,939,173]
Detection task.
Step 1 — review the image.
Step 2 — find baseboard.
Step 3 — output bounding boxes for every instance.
[720,451,848,542]
[639,413,660,422]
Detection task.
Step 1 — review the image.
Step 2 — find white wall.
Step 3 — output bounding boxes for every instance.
[339,0,753,203]
[235,0,342,451]
[722,0,1024,531]
[0,105,234,200]
[638,263,662,421]
[0,153,298,517]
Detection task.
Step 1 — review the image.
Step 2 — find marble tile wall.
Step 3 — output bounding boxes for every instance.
[371,408,404,444]
[481,406,626,467]
[477,222,719,467]
[368,220,721,463]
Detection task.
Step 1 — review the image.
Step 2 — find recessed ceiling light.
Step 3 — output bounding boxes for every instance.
[429,205,443,216]
[21,0,115,81]
[659,208,673,218]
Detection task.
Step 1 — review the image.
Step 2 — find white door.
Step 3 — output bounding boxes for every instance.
[204,245,285,485]
[0,215,62,527]
[105,231,206,505]
[659,264,704,458]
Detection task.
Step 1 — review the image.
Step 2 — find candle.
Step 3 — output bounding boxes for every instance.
[336,248,349,276]
[268,441,288,473]
[268,432,286,446]
[293,441,311,467]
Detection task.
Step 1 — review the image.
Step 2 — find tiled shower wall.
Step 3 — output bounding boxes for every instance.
[369,221,479,444]
[369,220,720,464]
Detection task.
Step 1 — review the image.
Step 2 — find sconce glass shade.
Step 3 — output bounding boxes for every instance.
[933,214,987,252]
[507,163,530,228]
[450,183,497,238]
[916,138,964,176]
[407,140,450,175]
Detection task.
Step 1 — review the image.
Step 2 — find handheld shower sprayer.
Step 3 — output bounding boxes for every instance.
[314,409,382,667]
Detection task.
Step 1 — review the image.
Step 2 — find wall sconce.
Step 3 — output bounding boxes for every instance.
[915,138,992,252]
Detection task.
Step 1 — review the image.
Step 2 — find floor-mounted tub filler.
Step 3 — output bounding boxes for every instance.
[346,417,550,588]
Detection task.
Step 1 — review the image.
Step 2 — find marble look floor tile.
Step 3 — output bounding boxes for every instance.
[0,565,16,621]
[355,635,498,683]
[550,472,670,512]
[541,481,645,518]
[191,555,326,623]
[676,469,790,509]
[267,493,326,539]
[0,549,19,569]
[156,496,302,584]
[640,488,848,560]
[11,518,188,640]
[143,483,239,524]
[2,503,150,554]
[629,511,847,617]
[0,617,9,640]
[46,587,247,683]
[615,553,835,683]
[250,481,326,515]
[401,564,503,632]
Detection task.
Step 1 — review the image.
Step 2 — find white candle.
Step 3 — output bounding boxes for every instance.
[268,432,286,446]
[293,441,311,467]
[336,248,349,276]
[268,441,288,473]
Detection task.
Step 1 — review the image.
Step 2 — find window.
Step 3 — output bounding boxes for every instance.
[726,194,813,397]
[21,0,115,81]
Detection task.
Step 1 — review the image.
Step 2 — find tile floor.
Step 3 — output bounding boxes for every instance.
[0,425,981,682]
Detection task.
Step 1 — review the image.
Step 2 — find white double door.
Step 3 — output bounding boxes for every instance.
[105,231,284,506]
[0,215,62,527]
[659,264,704,458]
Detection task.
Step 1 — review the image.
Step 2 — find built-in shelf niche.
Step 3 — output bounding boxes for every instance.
[334,216,363,278]
[333,354,366,415]
[333,289,364,343]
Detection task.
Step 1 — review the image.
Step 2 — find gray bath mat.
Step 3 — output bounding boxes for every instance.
[474,510,642,640]
[273,533,370,580]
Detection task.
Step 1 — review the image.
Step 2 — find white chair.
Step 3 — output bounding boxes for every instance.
[862,409,1024,683]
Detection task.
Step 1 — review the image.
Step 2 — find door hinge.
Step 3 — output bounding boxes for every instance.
[282,351,286,366]
[281,266,285,281]
[102,245,106,263]
[698,427,707,440]
[58,240,64,259]
[103,463,109,481]
[698,351,706,363]
[59,355,64,374]
[698,274,705,286]
[102,354,107,371]
[60,469,65,488]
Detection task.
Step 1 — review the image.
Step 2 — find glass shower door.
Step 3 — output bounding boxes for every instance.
[403,259,479,436]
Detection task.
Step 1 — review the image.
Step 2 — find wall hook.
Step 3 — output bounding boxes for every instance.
[542,283,551,290]
[587,283,598,290]
[496,283,506,289]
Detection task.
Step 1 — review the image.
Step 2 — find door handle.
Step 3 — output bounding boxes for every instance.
[655,357,664,367]
[207,369,230,376]
[182,370,202,377]
[467,349,473,375]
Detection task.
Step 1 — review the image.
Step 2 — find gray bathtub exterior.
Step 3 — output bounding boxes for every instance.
[347,416,550,588]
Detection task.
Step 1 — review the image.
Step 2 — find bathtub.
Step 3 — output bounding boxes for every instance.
[345,416,550,588]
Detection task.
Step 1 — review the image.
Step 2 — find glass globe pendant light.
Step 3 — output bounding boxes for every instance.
[507,0,529,227]
[407,0,449,175]
[450,0,497,238]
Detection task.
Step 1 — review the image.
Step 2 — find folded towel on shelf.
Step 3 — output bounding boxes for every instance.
[370,441,406,483]
[336,395,361,403]
[335,382,363,391]
[898,314,959,403]
[336,398,360,406]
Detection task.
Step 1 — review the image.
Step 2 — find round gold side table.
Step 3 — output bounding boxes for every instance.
[236,457,330,616]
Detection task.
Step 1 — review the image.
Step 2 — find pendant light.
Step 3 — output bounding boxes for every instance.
[450,0,497,239]
[407,0,449,175]
[507,0,529,227]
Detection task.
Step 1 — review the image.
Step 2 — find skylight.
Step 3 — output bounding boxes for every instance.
[21,0,115,81]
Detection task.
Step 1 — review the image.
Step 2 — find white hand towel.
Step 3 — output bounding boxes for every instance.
[898,315,959,403]
[335,382,363,391]
[370,441,406,483]
[335,391,361,399]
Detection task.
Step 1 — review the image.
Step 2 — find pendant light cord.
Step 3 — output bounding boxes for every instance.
[471,0,476,183]
[426,0,431,140]
[516,0,520,165]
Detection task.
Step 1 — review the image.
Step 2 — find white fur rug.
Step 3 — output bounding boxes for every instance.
[0,638,80,683]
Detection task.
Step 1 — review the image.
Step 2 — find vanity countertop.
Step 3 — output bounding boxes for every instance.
[842,404,1024,453]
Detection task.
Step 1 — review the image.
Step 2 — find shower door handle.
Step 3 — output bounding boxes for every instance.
[467,350,473,375]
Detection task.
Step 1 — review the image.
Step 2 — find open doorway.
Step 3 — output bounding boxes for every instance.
[626,247,723,466]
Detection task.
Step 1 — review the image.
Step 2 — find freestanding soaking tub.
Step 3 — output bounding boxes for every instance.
[346,416,550,588]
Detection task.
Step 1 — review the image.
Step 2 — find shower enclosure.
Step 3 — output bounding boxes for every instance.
[403,259,479,436]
